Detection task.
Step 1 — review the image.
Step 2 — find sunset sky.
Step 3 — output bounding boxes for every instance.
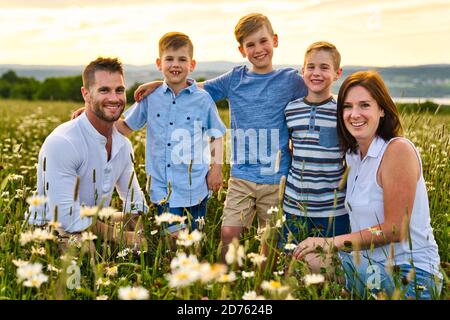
[1,0,449,67]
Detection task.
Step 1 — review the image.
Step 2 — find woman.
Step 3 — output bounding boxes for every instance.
[293,71,442,299]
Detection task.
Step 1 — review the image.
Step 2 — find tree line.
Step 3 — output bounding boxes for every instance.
[0,70,144,103]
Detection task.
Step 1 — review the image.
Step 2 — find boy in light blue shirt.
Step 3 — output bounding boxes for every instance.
[118,32,226,233]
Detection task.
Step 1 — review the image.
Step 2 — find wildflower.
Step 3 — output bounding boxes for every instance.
[285,293,298,300]
[176,229,203,247]
[150,230,158,235]
[284,243,297,251]
[20,228,56,246]
[195,217,205,231]
[225,240,246,266]
[242,290,266,300]
[267,206,279,215]
[275,215,286,228]
[80,205,98,218]
[247,252,267,266]
[8,174,24,181]
[26,195,48,207]
[81,231,97,242]
[47,264,61,273]
[303,274,325,286]
[167,269,200,288]
[118,286,149,300]
[98,207,122,221]
[155,212,187,225]
[170,252,199,270]
[217,272,237,283]
[16,262,43,281]
[199,263,227,283]
[23,273,48,288]
[105,266,118,277]
[273,270,284,276]
[117,248,132,259]
[96,295,109,300]
[31,246,46,256]
[261,280,289,293]
[96,278,111,288]
[12,259,29,267]
[241,271,255,279]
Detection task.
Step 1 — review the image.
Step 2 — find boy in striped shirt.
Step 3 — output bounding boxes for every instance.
[283,42,350,243]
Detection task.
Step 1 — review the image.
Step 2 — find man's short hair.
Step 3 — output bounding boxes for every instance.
[158,32,194,58]
[304,41,341,70]
[234,13,274,46]
[82,57,124,89]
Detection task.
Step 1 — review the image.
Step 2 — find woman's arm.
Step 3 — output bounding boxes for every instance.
[294,139,420,259]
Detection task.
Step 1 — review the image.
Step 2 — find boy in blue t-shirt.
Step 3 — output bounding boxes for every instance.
[120,32,226,234]
[135,14,307,262]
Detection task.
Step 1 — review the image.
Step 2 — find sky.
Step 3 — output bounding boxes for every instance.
[1,0,450,67]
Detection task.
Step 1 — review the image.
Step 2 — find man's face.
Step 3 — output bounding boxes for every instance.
[82,71,126,122]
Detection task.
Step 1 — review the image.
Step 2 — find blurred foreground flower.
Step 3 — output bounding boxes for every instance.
[118,286,149,300]
[303,274,325,286]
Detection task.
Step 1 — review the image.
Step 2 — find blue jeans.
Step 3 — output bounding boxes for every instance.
[283,213,350,243]
[156,196,208,234]
[339,252,443,300]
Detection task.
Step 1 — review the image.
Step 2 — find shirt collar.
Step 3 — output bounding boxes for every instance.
[79,112,106,143]
[78,112,125,159]
[365,135,386,158]
[162,78,197,95]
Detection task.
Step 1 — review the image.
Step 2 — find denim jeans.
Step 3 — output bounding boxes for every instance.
[156,196,208,234]
[339,251,443,300]
[283,213,350,242]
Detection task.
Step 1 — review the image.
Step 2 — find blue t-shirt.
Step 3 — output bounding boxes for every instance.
[204,66,307,184]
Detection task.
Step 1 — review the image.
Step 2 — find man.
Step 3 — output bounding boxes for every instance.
[28,57,147,246]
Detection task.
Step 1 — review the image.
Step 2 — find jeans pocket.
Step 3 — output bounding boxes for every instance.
[319,126,338,148]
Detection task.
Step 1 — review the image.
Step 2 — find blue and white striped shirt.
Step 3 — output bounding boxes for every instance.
[283,97,347,217]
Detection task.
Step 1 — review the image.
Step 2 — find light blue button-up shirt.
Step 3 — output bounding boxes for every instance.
[124,80,226,208]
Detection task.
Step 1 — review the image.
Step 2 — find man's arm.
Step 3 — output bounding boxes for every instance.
[30,135,90,233]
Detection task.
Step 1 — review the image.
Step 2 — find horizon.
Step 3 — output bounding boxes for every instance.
[1,0,449,67]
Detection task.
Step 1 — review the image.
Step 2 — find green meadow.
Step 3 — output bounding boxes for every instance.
[0,99,448,300]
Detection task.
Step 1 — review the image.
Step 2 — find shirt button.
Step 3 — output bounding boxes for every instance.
[167,143,171,146]
[170,122,173,125]
[167,164,171,167]
[187,117,190,120]
[172,101,176,104]
[157,113,160,117]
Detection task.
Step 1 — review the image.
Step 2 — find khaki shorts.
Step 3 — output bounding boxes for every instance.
[222,177,279,228]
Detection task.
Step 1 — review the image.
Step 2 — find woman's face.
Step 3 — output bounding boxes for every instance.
[342,85,385,147]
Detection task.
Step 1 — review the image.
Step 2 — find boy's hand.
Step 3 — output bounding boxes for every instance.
[206,164,223,192]
[71,107,85,120]
[134,81,164,102]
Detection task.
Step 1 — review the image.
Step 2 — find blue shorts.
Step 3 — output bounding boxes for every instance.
[156,196,208,234]
[339,251,443,300]
[283,213,350,243]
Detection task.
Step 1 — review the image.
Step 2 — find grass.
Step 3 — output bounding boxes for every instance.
[0,99,448,300]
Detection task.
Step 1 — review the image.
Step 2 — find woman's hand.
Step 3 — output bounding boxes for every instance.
[293,237,334,260]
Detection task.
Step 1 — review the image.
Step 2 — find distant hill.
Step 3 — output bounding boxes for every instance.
[1,63,450,98]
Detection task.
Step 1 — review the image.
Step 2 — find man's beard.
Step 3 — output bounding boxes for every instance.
[91,100,123,122]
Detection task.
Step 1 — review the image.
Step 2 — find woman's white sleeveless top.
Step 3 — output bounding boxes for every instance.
[345,136,441,277]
